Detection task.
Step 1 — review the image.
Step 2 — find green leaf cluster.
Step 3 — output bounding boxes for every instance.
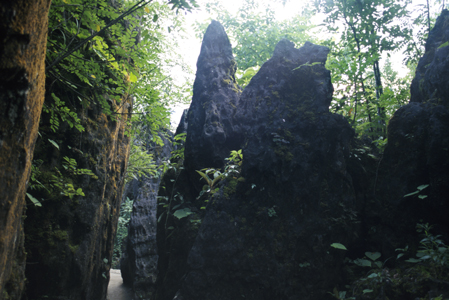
[112,196,134,268]
[397,223,449,270]
[125,143,158,184]
[403,184,429,199]
[196,149,243,192]
[317,0,412,141]
[27,154,98,206]
[28,0,195,207]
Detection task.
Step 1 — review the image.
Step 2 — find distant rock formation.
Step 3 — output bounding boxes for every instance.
[120,131,173,299]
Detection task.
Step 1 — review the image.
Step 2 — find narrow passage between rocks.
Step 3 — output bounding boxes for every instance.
[107,270,133,300]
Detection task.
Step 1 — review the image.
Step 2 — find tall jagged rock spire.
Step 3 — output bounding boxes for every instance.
[410,10,449,106]
[170,34,357,299]
[373,9,449,256]
[184,20,243,172]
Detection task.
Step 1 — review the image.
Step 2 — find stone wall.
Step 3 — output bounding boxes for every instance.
[23,95,132,300]
[0,1,51,299]
[120,132,173,299]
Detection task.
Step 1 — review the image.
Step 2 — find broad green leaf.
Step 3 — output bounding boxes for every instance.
[48,139,59,149]
[417,184,429,191]
[365,251,381,261]
[129,72,138,83]
[173,208,192,219]
[353,258,372,267]
[26,193,42,207]
[438,41,449,49]
[211,174,223,187]
[403,190,419,197]
[438,247,448,253]
[157,212,165,223]
[196,170,212,186]
[330,243,347,250]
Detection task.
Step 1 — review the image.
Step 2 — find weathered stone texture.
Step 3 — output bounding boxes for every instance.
[172,39,357,300]
[152,13,449,300]
[184,20,243,172]
[175,109,189,137]
[120,132,173,299]
[373,10,449,256]
[23,96,132,300]
[0,1,51,299]
[152,21,361,300]
[410,10,449,106]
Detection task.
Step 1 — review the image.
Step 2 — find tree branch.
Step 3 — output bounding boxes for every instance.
[46,0,152,72]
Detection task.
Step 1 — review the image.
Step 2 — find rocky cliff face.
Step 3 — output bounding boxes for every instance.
[155,22,359,300]
[410,10,449,106]
[120,132,173,299]
[23,95,131,300]
[0,1,51,299]
[372,9,449,254]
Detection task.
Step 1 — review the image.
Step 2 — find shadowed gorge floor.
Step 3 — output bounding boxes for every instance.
[107,270,133,300]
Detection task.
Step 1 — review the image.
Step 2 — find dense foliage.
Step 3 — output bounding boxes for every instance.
[112,196,133,268]
[27,0,195,206]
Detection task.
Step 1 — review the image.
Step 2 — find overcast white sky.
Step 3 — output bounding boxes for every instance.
[168,0,444,129]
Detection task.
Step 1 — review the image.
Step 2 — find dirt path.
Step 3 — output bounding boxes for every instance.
[107,269,134,300]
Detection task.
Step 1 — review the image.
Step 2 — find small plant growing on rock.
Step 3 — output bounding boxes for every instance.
[196,169,224,191]
[196,149,243,192]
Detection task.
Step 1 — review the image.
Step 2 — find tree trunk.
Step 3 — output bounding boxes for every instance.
[0,1,51,299]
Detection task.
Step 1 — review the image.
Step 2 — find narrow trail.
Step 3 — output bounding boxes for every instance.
[107,269,134,300]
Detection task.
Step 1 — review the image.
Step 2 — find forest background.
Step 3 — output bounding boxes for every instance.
[26,0,448,266]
